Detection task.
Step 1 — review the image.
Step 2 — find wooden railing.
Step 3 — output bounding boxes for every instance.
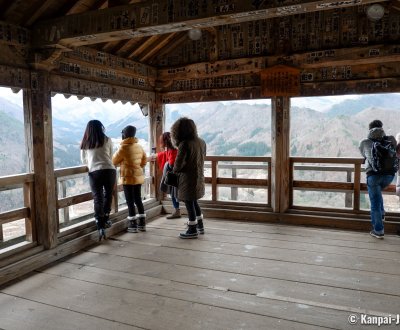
[204,156,271,204]
[290,157,397,212]
[0,173,35,243]
[2,156,399,256]
[54,165,152,229]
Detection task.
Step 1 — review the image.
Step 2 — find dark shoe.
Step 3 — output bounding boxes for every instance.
[180,223,198,239]
[166,209,181,219]
[138,214,146,232]
[104,213,112,228]
[127,217,138,233]
[370,231,384,239]
[96,218,106,241]
[197,219,205,235]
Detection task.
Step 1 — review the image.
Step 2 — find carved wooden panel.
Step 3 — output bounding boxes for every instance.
[260,65,300,97]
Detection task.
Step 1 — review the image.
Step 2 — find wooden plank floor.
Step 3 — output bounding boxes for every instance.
[1,216,400,330]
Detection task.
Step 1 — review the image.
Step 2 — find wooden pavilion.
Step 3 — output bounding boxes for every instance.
[1,1,400,329]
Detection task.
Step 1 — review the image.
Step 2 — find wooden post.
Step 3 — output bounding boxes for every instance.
[148,98,164,201]
[59,180,70,224]
[271,96,290,214]
[23,71,58,249]
[345,169,352,208]
[231,168,238,201]
[211,160,218,202]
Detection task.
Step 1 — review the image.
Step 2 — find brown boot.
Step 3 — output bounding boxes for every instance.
[166,208,181,219]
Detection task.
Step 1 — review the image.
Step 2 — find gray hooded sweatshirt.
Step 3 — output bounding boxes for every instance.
[359,127,396,176]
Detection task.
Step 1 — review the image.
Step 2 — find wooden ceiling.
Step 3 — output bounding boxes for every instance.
[1,0,399,70]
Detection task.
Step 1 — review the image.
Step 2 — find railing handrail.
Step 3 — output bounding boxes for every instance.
[0,173,34,189]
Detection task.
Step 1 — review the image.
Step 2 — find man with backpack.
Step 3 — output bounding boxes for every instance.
[359,120,398,239]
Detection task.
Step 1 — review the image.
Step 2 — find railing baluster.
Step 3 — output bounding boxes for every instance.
[211,160,218,202]
[60,179,70,225]
[23,181,34,242]
[345,169,352,208]
[231,168,238,201]
[353,163,361,211]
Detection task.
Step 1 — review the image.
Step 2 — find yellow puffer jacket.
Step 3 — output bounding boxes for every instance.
[112,137,147,185]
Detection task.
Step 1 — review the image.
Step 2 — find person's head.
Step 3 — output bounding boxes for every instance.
[170,117,198,146]
[121,125,136,139]
[159,132,175,149]
[80,119,106,149]
[369,120,383,130]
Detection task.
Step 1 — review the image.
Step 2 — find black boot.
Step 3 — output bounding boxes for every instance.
[180,222,198,239]
[104,213,112,228]
[96,217,106,241]
[138,214,146,232]
[197,219,204,235]
[127,216,138,233]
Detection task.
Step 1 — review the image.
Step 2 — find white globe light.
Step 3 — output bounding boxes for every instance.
[366,4,385,21]
[188,29,202,41]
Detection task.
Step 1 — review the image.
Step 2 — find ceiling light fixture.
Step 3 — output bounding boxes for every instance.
[188,29,202,41]
[366,4,385,21]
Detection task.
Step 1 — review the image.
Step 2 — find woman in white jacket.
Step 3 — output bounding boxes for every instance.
[80,120,116,240]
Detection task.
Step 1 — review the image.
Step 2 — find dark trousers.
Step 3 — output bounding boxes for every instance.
[184,200,202,222]
[123,184,144,217]
[88,169,116,220]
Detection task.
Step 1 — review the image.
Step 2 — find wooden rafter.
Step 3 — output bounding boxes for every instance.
[139,33,179,62]
[128,35,163,60]
[33,0,391,48]
[24,0,58,27]
[115,38,144,57]
[147,32,188,65]
[0,1,34,24]
[66,0,107,15]
[102,40,127,53]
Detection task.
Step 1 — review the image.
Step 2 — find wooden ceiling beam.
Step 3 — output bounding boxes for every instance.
[156,44,400,81]
[146,32,188,64]
[115,38,143,57]
[128,35,162,59]
[24,0,58,27]
[32,0,390,48]
[139,32,178,62]
[66,0,108,15]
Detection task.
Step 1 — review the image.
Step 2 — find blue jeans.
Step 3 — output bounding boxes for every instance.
[367,174,394,234]
[171,196,180,209]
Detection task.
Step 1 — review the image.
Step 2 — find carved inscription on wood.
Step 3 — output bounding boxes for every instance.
[260,65,300,97]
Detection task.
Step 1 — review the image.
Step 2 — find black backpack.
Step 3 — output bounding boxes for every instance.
[369,137,399,174]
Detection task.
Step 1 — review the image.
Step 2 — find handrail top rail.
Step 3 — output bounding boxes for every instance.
[206,156,270,162]
[0,173,34,186]
[54,165,88,178]
[291,157,364,164]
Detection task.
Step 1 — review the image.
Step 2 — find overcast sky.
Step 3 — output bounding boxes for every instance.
[0,86,389,114]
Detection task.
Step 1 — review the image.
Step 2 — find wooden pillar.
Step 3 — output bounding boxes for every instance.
[149,97,165,201]
[271,96,291,214]
[23,71,58,249]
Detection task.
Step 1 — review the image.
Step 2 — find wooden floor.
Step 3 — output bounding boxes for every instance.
[1,216,400,330]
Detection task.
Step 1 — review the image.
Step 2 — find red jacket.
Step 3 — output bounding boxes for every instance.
[157,149,178,170]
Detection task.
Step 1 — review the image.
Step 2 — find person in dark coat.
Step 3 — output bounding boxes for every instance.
[359,119,397,239]
[170,117,206,239]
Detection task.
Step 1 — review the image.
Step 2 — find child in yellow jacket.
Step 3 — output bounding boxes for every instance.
[112,125,147,232]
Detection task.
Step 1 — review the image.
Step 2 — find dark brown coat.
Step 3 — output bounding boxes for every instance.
[171,118,206,201]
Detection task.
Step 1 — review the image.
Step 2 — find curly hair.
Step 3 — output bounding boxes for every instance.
[170,117,198,146]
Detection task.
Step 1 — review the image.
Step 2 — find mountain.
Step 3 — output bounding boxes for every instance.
[0,110,26,175]
[2,93,400,175]
[327,94,400,117]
